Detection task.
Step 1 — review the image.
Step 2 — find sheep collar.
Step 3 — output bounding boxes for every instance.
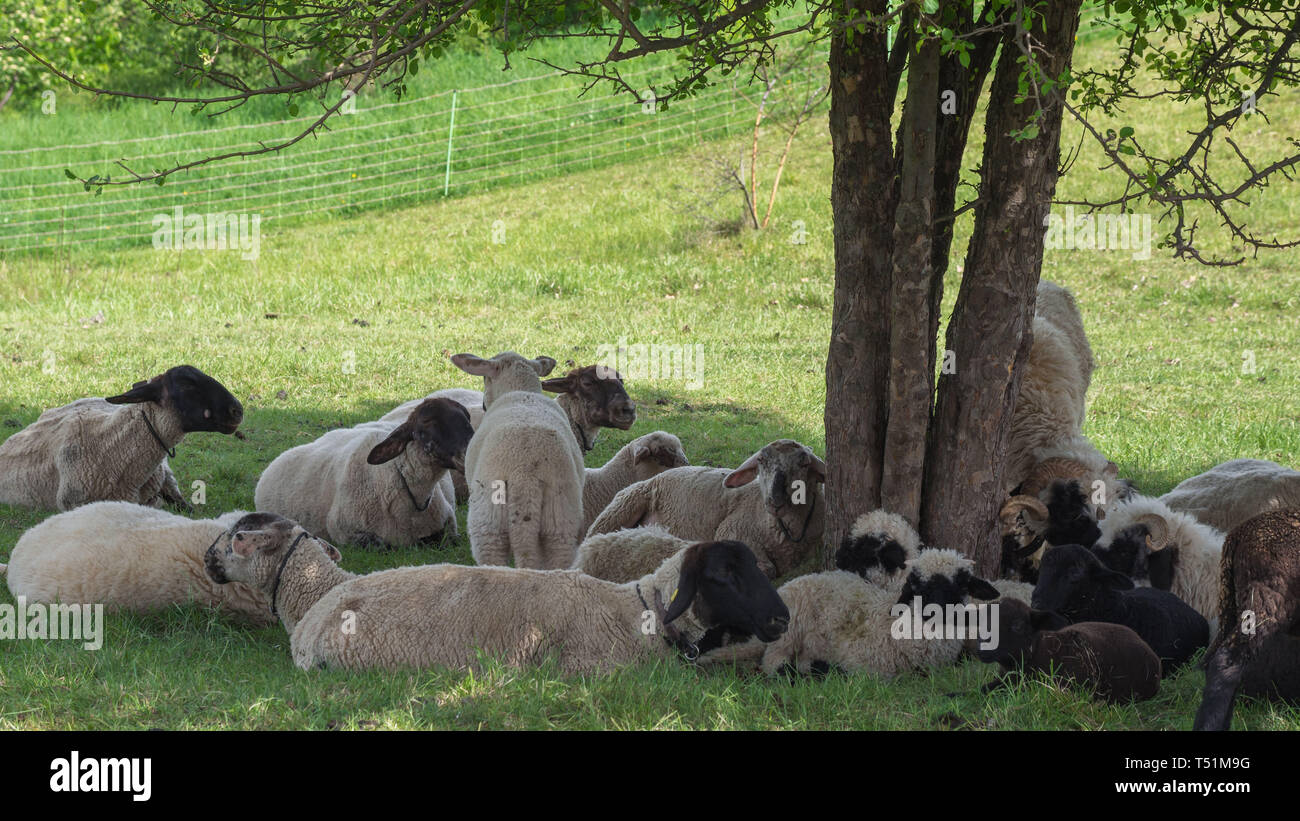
[140,408,177,458]
[777,495,818,544]
[270,531,313,619]
[636,583,700,663]
[394,464,434,512]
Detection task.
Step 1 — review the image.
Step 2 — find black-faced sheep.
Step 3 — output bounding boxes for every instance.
[254,397,473,549]
[203,512,789,673]
[1091,495,1225,632]
[381,365,637,503]
[585,439,826,579]
[1194,509,1300,731]
[1031,544,1209,674]
[975,598,1161,703]
[0,365,242,511]
[454,351,586,569]
[1161,459,1300,535]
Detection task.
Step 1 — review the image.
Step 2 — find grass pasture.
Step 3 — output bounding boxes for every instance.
[1,9,1299,730]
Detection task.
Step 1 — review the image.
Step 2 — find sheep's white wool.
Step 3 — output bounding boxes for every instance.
[1161,458,1300,534]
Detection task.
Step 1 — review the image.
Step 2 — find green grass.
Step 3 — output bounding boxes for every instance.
[2,10,1299,730]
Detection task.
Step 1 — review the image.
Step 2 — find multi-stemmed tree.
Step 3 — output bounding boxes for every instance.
[12,0,1300,573]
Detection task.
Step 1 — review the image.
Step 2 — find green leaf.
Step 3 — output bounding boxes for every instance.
[288,102,299,117]
[1021,123,1040,140]
[65,168,77,180]
[1119,126,1134,138]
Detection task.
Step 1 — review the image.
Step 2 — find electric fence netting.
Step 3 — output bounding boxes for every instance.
[0,50,829,257]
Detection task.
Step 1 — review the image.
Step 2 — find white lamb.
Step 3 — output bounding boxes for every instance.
[1160,459,1300,534]
[254,397,473,549]
[453,351,586,569]
[581,432,688,534]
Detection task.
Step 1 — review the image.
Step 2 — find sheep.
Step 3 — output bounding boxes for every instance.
[1161,458,1300,534]
[453,351,586,569]
[2,501,338,625]
[975,598,1162,703]
[254,398,473,550]
[571,524,689,583]
[1194,509,1300,731]
[202,512,789,673]
[833,509,922,588]
[0,365,243,512]
[585,439,826,580]
[381,366,637,503]
[748,549,1000,677]
[1090,495,1225,632]
[581,431,688,534]
[1031,544,1209,674]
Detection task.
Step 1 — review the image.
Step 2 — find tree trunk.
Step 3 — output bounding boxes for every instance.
[879,35,940,525]
[822,1,897,563]
[920,0,1084,576]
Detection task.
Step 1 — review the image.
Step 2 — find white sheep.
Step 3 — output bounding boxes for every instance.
[571,524,689,583]
[1092,494,1225,633]
[254,397,473,549]
[453,351,586,569]
[585,439,826,579]
[581,431,688,534]
[2,502,341,624]
[747,549,1000,677]
[201,512,790,673]
[381,366,637,503]
[0,365,243,512]
[1160,458,1300,534]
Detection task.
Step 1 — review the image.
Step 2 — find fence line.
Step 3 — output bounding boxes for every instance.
[0,55,827,256]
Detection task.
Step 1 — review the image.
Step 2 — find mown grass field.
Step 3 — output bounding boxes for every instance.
[1,9,1299,730]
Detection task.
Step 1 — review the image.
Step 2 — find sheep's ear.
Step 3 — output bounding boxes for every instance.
[724,452,762,488]
[632,444,653,464]
[1029,609,1068,632]
[530,356,557,376]
[1147,547,1177,591]
[451,353,498,377]
[540,374,573,394]
[663,543,705,624]
[808,453,827,483]
[105,377,163,405]
[448,400,472,425]
[230,529,280,557]
[319,540,343,563]
[967,577,1001,601]
[367,425,412,465]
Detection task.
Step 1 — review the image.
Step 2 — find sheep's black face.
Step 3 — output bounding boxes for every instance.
[1094,524,1179,591]
[1001,534,1041,583]
[107,364,243,434]
[1031,544,1133,621]
[545,366,636,431]
[836,533,908,579]
[1044,480,1101,549]
[684,541,789,643]
[896,567,998,608]
[977,598,1033,665]
[410,397,474,472]
[203,512,340,589]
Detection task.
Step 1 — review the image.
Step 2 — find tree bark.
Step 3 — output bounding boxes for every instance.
[920,0,1084,576]
[879,35,941,525]
[822,2,897,564]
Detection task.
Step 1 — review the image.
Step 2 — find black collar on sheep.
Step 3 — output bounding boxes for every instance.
[270,531,313,618]
[140,409,177,458]
[637,583,700,662]
[777,494,819,544]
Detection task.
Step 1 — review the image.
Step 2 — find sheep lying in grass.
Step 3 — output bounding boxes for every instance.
[454,351,586,569]
[1090,495,1225,632]
[203,512,789,673]
[834,509,921,587]
[739,549,999,678]
[255,398,473,549]
[586,439,826,579]
[1031,544,1208,674]
[975,598,1161,703]
[1194,509,1300,731]
[1161,458,1300,534]
[0,365,243,512]
[382,366,636,503]
[571,524,688,583]
[2,502,337,625]
[581,432,688,534]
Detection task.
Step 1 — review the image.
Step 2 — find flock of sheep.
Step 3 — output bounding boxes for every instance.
[0,280,1298,730]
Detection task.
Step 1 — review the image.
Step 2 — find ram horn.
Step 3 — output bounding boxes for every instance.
[1000,495,1049,525]
[1138,513,1170,552]
[1020,457,1094,497]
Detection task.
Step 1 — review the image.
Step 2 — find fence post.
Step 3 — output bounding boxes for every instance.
[443,89,459,197]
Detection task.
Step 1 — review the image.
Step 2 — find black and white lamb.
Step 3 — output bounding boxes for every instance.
[0,365,243,512]
[1031,544,1209,674]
